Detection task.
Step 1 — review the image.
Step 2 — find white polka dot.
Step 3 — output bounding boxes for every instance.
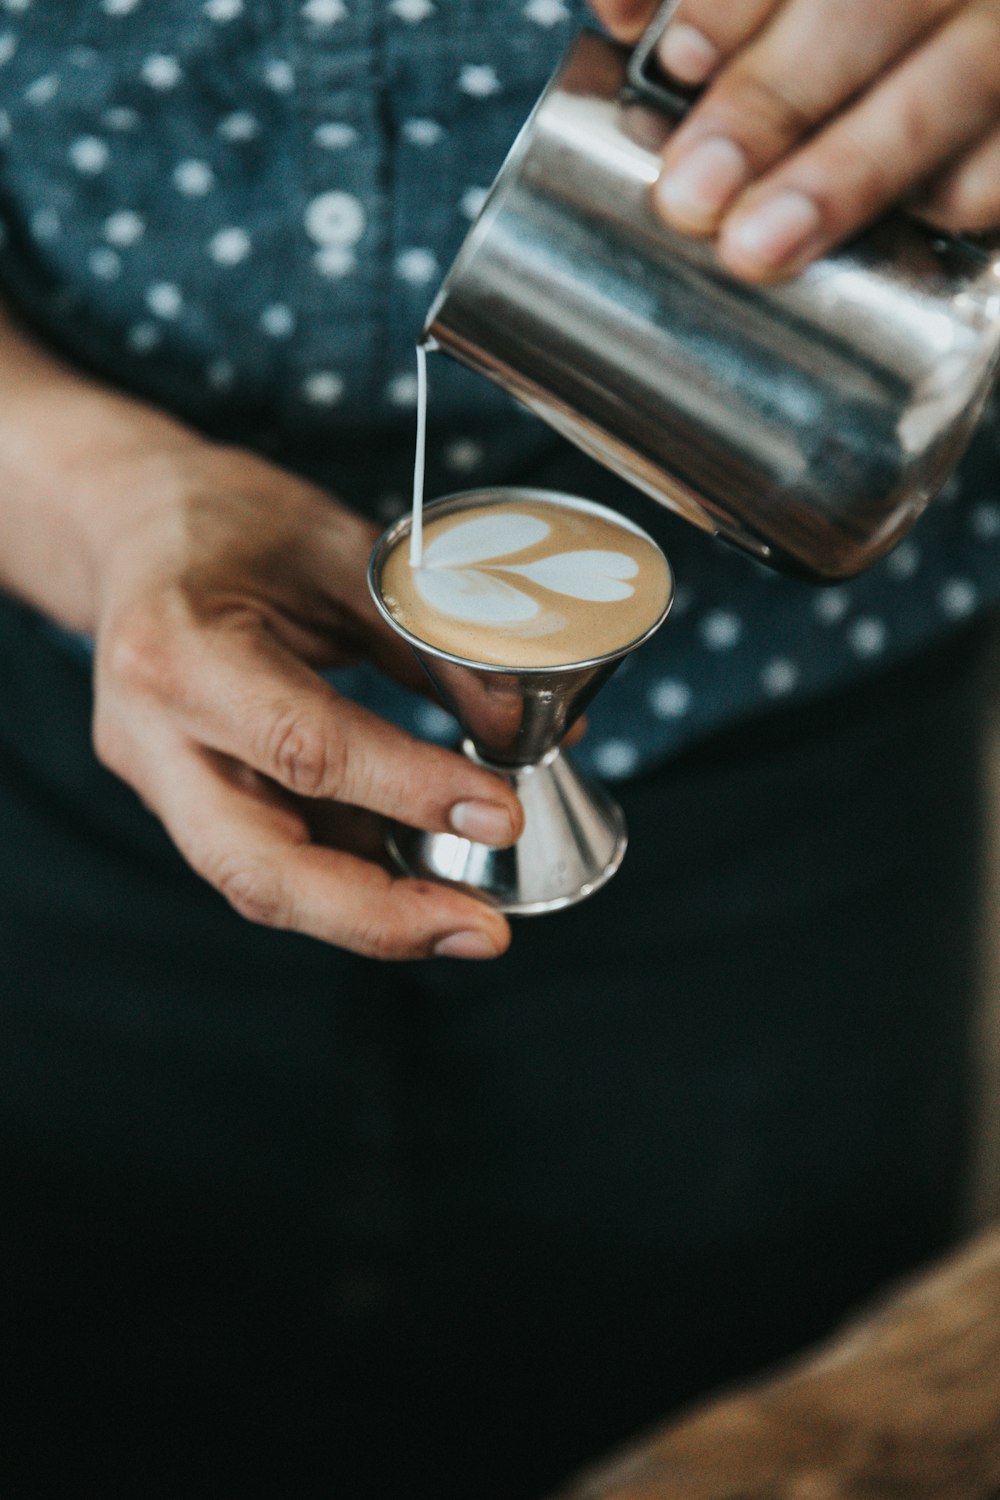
[218,111,259,142]
[313,246,356,278]
[314,121,356,149]
[648,678,691,718]
[813,587,850,624]
[390,0,434,18]
[102,0,141,12]
[146,282,183,318]
[302,371,345,405]
[939,577,978,618]
[443,438,484,472]
[669,584,694,618]
[206,358,235,390]
[0,33,17,67]
[69,136,109,174]
[304,190,365,247]
[459,64,500,97]
[847,616,887,657]
[460,186,488,221]
[761,657,799,697]
[103,106,140,131]
[699,609,742,650]
[387,372,418,407]
[103,209,145,247]
[173,159,215,195]
[88,246,122,280]
[2,0,32,11]
[592,739,639,780]
[403,117,443,147]
[264,58,294,92]
[884,539,920,580]
[31,207,60,240]
[25,73,59,105]
[939,473,961,503]
[0,110,10,140]
[126,321,162,353]
[208,227,251,265]
[524,0,569,23]
[141,54,182,89]
[395,247,438,285]
[415,702,456,740]
[301,0,346,21]
[204,0,242,18]
[260,302,295,337]
[971,501,1000,540]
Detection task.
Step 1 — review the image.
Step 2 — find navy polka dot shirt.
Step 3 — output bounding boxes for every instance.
[1,0,999,779]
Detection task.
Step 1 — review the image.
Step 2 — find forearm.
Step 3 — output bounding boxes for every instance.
[0,302,209,634]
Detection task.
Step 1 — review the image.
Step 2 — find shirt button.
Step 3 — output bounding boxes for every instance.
[304,190,366,248]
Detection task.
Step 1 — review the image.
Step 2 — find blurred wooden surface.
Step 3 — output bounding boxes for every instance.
[550,1226,1000,1500]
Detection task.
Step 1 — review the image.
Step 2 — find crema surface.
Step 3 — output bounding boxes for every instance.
[380,495,671,667]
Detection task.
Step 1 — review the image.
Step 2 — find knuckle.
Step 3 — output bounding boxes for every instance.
[347,874,432,960]
[265,708,337,798]
[726,66,819,152]
[211,854,290,929]
[334,731,377,806]
[892,87,941,167]
[102,606,182,704]
[925,166,1000,233]
[350,916,412,961]
[807,133,897,226]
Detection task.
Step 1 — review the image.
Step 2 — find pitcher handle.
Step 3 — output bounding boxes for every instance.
[626,0,701,115]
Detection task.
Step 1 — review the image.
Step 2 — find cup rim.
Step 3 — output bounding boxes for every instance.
[367,486,673,676]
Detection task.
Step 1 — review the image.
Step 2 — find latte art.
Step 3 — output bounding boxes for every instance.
[380,492,672,668]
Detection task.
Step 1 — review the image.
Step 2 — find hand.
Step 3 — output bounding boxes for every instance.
[592,0,1000,280]
[89,442,521,961]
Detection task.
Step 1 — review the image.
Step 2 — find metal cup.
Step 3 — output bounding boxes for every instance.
[368,488,673,913]
[423,7,1000,580]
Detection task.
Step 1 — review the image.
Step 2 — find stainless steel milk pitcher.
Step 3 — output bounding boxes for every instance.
[423,3,1000,581]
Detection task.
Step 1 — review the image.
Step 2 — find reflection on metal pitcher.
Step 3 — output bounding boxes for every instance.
[424,24,1000,580]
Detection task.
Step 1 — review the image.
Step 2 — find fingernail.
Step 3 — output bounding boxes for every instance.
[449,799,515,847]
[434,930,499,960]
[723,190,823,271]
[655,137,749,231]
[657,23,720,84]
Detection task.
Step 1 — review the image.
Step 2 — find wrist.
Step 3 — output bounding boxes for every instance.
[0,318,219,633]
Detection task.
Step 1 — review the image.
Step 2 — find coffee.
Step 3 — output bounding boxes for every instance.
[379,490,671,668]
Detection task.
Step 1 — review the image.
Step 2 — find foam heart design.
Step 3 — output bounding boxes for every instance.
[414,564,539,626]
[500,549,638,602]
[423,512,550,568]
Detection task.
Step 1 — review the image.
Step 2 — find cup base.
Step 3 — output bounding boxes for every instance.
[384,745,627,915]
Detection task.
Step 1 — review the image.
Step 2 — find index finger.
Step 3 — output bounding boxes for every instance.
[155,740,513,960]
[718,2,1000,279]
[143,614,526,845]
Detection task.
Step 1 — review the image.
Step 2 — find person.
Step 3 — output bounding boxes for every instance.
[0,1,998,1494]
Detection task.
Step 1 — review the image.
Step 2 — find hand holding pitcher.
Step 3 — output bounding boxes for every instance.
[592,0,1000,279]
